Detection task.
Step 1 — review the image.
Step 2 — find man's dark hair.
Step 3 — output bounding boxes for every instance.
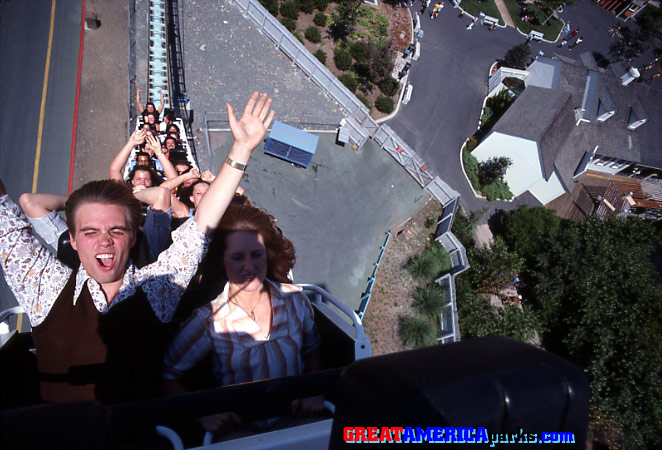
[164,136,178,147]
[128,166,161,186]
[135,151,151,161]
[65,180,142,236]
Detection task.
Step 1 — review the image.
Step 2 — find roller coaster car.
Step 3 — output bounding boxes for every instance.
[0,288,588,449]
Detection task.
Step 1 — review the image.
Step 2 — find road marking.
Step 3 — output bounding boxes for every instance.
[32,0,57,194]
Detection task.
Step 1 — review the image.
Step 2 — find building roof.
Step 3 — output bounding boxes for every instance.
[497,57,662,190]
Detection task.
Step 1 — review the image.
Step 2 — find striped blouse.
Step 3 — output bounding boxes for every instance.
[163,279,320,386]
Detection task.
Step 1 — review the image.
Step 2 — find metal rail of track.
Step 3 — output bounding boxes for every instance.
[147,0,170,108]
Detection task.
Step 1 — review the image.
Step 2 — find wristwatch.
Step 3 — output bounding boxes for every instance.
[225,156,247,171]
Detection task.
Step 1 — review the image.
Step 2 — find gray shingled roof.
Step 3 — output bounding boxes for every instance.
[496,58,662,191]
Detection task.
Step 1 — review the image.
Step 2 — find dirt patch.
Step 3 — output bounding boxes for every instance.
[362,197,444,356]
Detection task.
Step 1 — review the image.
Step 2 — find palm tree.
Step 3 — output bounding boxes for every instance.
[413,283,450,320]
[398,316,437,349]
[406,251,436,280]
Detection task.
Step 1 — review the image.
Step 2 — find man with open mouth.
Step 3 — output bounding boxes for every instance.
[0,92,274,405]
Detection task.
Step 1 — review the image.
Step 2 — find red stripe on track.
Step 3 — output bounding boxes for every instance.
[68,0,86,195]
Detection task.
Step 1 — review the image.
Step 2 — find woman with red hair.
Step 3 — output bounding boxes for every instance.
[163,200,322,435]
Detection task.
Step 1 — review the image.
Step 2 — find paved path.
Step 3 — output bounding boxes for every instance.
[494,0,515,28]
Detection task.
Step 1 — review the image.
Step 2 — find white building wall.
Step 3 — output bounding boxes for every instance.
[528,168,567,204]
[471,132,544,197]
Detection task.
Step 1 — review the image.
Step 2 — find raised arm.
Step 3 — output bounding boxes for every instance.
[157,89,165,115]
[194,92,274,234]
[132,186,171,212]
[146,135,177,179]
[136,87,145,114]
[109,129,146,181]
[19,193,67,218]
[160,168,200,192]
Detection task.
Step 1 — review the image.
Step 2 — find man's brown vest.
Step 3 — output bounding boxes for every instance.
[31,271,173,404]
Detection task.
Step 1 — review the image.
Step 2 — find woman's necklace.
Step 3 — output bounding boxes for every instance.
[232,293,263,321]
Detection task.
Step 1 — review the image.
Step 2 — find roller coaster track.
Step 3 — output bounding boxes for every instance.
[147,0,196,161]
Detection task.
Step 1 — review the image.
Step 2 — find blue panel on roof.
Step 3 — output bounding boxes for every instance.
[264,121,319,168]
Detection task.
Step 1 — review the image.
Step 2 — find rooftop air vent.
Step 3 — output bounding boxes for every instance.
[264,121,319,168]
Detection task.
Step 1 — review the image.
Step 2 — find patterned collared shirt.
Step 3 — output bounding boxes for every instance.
[163,279,320,386]
[0,194,208,326]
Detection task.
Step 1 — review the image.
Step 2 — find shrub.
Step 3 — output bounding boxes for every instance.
[398,316,437,349]
[314,49,327,64]
[379,76,399,97]
[296,0,315,14]
[481,180,514,201]
[260,0,279,16]
[338,73,358,92]
[313,0,329,11]
[349,40,369,63]
[407,242,453,280]
[305,26,322,43]
[375,95,394,113]
[313,12,327,26]
[413,284,450,319]
[279,1,300,20]
[280,16,297,32]
[463,147,481,190]
[355,93,371,110]
[333,48,352,70]
[407,251,437,280]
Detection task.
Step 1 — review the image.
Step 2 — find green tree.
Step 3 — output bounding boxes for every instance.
[478,156,511,187]
[502,43,531,70]
[609,8,662,62]
[609,26,649,62]
[398,316,437,349]
[330,0,362,37]
[498,205,561,258]
[413,283,450,319]
[451,205,483,248]
[502,214,662,449]
[470,237,522,295]
[352,40,394,87]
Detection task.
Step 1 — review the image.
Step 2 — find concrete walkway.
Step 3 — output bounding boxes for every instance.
[494,0,516,28]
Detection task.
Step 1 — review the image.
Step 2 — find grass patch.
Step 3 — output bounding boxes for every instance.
[458,0,504,26]
[502,0,563,41]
